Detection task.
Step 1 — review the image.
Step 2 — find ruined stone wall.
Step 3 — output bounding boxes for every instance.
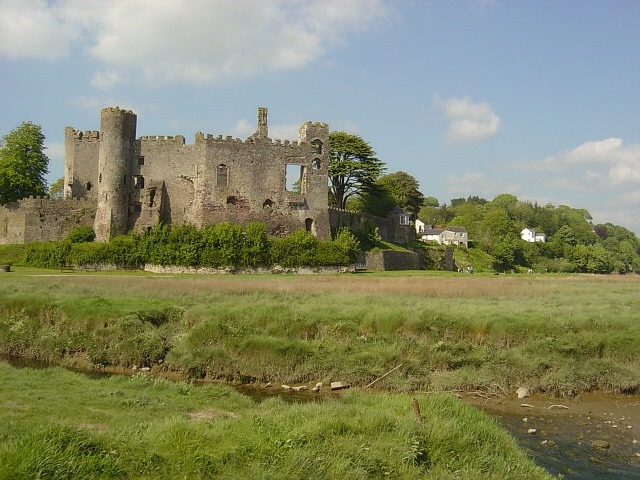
[64,127,100,201]
[365,250,420,271]
[6,107,331,245]
[0,197,96,245]
[328,208,411,243]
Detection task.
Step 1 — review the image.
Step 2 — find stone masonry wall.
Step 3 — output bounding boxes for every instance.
[0,197,96,245]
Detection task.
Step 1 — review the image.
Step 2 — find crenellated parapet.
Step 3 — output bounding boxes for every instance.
[65,127,101,142]
[193,131,303,148]
[140,135,185,144]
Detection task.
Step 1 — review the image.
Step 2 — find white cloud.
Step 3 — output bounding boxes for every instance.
[0,0,76,60]
[434,95,501,145]
[516,138,640,186]
[269,124,301,141]
[1,0,388,87]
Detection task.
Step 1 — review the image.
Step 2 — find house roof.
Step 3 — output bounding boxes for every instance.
[422,225,468,235]
[387,205,407,215]
[445,226,467,233]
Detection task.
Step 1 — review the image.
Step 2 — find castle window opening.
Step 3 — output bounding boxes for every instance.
[311,139,323,154]
[312,159,321,170]
[99,173,102,183]
[263,199,274,209]
[138,156,145,166]
[123,174,127,186]
[217,164,228,187]
[305,218,316,236]
[134,175,145,189]
[286,164,304,193]
[148,188,156,207]
[132,202,142,213]
[86,181,92,191]
[227,196,238,206]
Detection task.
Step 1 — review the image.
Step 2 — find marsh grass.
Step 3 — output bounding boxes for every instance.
[0,362,551,479]
[1,269,639,394]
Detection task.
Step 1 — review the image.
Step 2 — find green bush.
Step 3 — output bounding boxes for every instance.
[66,226,96,243]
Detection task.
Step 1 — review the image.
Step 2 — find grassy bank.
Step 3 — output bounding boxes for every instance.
[0,268,638,396]
[0,361,551,479]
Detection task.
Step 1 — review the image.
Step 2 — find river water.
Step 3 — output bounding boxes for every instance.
[3,356,638,479]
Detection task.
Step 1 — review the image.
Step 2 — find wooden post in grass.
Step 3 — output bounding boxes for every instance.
[365,364,403,389]
[413,397,422,423]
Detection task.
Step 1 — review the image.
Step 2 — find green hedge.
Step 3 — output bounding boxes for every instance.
[11,222,359,270]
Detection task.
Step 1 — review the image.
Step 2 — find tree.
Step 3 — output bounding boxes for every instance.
[328,132,385,209]
[0,121,49,205]
[376,171,424,214]
[49,177,64,199]
[357,171,424,216]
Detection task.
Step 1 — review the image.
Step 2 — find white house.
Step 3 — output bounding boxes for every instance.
[420,226,469,248]
[521,228,546,243]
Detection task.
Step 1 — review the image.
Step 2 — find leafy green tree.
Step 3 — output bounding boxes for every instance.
[423,196,439,207]
[0,121,49,205]
[48,177,64,199]
[328,132,385,209]
[375,171,424,214]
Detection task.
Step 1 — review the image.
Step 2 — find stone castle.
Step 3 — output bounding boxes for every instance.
[1,107,332,244]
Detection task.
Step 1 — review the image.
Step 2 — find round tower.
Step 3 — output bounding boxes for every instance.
[93,107,137,242]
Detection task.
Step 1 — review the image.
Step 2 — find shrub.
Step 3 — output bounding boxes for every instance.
[66,226,96,243]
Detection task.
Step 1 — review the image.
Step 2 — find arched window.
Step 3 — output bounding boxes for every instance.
[312,159,321,170]
[305,218,316,236]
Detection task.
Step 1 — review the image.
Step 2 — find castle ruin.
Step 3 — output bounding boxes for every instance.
[1,107,331,244]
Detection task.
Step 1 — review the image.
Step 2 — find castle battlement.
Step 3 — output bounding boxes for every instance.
[102,106,135,115]
[189,131,304,148]
[66,127,101,141]
[139,135,186,144]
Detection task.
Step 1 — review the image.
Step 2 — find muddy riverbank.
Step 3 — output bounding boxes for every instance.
[3,354,639,478]
[462,391,639,479]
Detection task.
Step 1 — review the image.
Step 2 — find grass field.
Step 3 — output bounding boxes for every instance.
[0,361,552,479]
[1,268,638,395]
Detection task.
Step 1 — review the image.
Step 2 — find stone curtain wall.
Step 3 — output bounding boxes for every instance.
[0,197,96,245]
[365,250,420,271]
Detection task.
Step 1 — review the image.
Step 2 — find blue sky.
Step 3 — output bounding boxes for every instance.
[1,0,639,235]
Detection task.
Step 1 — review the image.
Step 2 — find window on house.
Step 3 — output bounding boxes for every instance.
[312,159,321,170]
[399,215,410,225]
